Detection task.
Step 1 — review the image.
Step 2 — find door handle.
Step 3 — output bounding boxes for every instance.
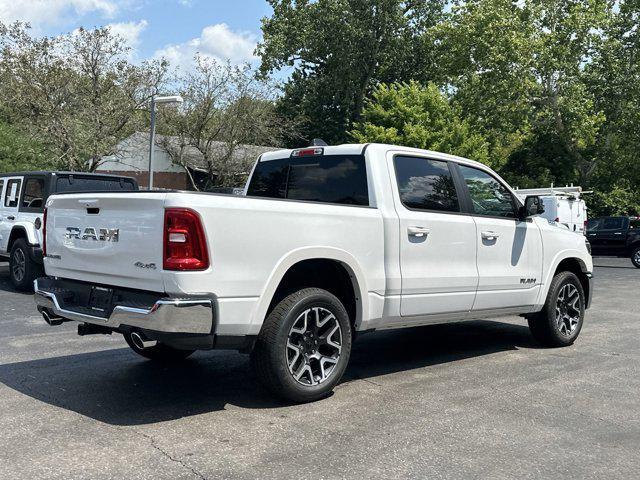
[614,232,622,235]
[408,226,430,238]
[6,216,15,221]
[481,231,501,240]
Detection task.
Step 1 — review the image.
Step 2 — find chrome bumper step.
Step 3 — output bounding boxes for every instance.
[34,278,214,335]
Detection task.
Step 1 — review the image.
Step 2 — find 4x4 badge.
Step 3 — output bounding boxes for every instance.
[134,262,157,270]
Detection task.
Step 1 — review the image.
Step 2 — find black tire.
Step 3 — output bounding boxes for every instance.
[528,271,585,347]
[251,288,352,403]
[123,332,195,361]
[631,246,640,269]
[9,239,42,291]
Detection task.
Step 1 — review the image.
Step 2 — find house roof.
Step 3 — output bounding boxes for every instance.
[101,132,280,173]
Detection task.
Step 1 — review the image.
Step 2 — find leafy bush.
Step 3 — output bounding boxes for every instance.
[351,81,491,166]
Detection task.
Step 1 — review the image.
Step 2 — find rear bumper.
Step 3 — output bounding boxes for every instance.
[34,278,213,334]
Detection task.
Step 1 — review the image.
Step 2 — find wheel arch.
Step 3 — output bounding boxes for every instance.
[252,247,369,334]
[8,227,28,251]
[552,256,591,308]
[628,240,640,253]
[8,223,39,250]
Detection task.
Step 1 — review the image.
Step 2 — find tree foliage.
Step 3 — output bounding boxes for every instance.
[0,122,54,173]
[0,22,167,172]
[258,0,446,145]
[259,0,640,214]
[159,57,298,189]
[351,81,490,165]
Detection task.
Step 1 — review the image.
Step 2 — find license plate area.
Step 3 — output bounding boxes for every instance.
[88,286,114,313]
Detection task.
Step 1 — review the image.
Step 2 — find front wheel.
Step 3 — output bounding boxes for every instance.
[251,288,352,403]
[631,246,640,269]
[528,271,585,347]
[123,332,195,361]
[9,239,42,291]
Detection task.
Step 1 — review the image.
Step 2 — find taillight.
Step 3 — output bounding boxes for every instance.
[42,207,47,257]
[291,147,323,157]
[163,208,209,271]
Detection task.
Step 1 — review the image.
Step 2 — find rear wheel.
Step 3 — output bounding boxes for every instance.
[251,288,352,403]
[528,271,585,347]
[631,246,640,269]
[123,332,195,361]
[9,239,42,291]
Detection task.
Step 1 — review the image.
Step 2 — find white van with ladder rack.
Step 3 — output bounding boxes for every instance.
[515,185,589,234]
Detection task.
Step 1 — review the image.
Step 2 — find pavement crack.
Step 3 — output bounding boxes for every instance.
[137,430,208,480]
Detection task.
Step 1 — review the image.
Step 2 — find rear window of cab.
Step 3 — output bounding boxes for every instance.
[246,155,369,206]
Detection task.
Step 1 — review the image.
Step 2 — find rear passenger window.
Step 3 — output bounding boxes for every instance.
[586,219,602,232]
[4,179,22,208]
[0,179,4,200]
[22,178,45,209]
[458,165,516,218]
[602,217,624,230]
[393,156,460,212]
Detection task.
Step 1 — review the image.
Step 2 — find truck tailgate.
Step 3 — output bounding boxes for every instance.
[44,192,167,292]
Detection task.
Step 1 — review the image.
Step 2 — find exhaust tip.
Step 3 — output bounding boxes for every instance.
[131,331,157,350]
[41,309,64,326]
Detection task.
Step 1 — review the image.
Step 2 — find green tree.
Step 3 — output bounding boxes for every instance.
[586,0,640,196]
[351,81,490,164]
[0,122,54,173]
[435,0,611,184]
[433,0,537,167]
[0,22,167,172]
[258,0,446,145]
[587,183,640,217]
[160,57,298,189]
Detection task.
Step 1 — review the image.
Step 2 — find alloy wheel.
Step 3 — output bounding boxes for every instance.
[286,307,342,386]
[11,248,26,283]
[555,283,581,336]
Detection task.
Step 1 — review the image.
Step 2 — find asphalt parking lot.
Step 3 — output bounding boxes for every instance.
[0,259,639,480]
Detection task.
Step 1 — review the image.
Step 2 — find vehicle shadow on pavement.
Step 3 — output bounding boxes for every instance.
[0,320,537,426]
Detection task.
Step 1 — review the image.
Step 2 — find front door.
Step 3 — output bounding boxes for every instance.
[392,155,478,318]
[455,164,542,312]
[0,177,22,254]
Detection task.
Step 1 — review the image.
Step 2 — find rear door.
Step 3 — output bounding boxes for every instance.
[0,177,5,253]
[575,200,587,234]
[18,175,48,246]
[589,217,628,255]
[455,164,542,312]
[0,176,23,254]
[391,155,478,318]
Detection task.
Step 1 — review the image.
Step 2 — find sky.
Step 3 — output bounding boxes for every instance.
[0,0,273,70]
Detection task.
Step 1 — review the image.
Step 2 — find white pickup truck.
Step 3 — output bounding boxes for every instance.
[35,144,593,402]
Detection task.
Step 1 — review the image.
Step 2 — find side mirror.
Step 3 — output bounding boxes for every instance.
[521,195,544,218]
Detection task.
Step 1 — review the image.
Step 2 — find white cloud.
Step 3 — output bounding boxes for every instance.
[0,0,121,28]
[107,19,147,48]
[154,23,258,71]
